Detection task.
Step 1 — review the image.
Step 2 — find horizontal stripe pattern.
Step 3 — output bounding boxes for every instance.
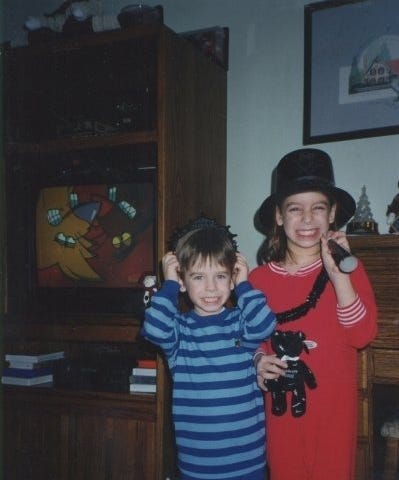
[269,258,323,276]
[337,295,367,326]
[142,280,275,480]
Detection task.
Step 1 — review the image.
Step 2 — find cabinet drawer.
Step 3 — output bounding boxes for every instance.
[372,349,399,381]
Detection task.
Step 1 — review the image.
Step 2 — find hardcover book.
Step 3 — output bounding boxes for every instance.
[6,359,62,370]
[5,351,65,364]
[131,367,157,377]
[1,374,54,386]
[2,367,53,378]
[129,382,156,393]
[137,359,157,369]
[129,374,157,385]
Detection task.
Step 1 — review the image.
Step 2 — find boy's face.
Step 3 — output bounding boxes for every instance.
[179,256,234,316]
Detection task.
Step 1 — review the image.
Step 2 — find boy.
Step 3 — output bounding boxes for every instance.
[141,216,276,480]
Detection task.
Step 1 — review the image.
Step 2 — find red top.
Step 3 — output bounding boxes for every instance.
[249,259,377,480]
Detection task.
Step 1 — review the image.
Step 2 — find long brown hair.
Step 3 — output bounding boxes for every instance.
[257,190,337,264]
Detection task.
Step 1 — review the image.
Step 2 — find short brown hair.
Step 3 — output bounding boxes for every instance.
[176,228,237,276]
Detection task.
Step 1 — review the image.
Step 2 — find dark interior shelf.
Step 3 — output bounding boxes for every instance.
[3,385,157,421]
[5,130,158,155]
[4,317,142,342]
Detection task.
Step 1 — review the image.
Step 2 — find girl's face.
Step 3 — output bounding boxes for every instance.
[180,256,234,316]
[276,191,336,252]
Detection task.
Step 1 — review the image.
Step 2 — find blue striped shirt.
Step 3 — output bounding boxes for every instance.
[142,280,276,480]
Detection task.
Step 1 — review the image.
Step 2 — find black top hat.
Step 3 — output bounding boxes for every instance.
[256,148,356,232]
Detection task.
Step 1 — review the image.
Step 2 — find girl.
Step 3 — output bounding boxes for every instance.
[249,148,377,480]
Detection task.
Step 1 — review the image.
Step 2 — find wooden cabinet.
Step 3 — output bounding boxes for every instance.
[2,24,227,480]
[349,235,399,480]
[4,388,158,480]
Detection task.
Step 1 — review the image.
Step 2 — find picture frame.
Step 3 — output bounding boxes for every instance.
[303,0,399,144]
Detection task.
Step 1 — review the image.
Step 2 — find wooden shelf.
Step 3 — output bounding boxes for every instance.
[3,319,142,342]
[5,130,158,155]
[17,24,163,53]
[349,233,399,250]
[3,385,157,421]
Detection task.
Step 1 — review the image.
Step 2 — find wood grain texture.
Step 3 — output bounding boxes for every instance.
[3,24,227,480]
[349,235,399,479]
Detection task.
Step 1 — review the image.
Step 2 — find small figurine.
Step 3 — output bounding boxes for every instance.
[346,185,379,234]
[24,0,120,40]
[386,180,399,234]
[140,273,158,307]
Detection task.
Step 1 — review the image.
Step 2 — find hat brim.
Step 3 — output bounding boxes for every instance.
[255,181,356,233]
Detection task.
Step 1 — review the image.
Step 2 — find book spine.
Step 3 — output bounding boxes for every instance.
[6,359,62,370]
[6,361,37,369]
[129,375,157,385]
[1,374,54,386]
[131,367,157,377]
[137,359,157,369]
[2,367,53,378]
[129,383,156,393]
[5,351,65,363]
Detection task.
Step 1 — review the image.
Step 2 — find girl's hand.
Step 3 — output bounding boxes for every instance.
[321,232,357,307]
[232,253,249,286]
[255,354,287,392]
[162,252,180,282]
[321,231,351,277]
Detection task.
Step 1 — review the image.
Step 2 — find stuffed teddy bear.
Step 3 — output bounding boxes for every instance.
[24,0,120,38]
[139,273,158,308]
[265,330,317,417]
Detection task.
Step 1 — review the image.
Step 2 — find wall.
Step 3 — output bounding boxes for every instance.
[2,0,398,267]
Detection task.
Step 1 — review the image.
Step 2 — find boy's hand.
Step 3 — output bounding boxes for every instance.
[162,252,180,282]
[233,253,249,286]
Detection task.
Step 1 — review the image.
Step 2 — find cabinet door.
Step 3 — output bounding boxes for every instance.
[5,34,158,142]
[70,413,157,480]
[356,349,372,480]
[4,401,68,480]
[355,438,370,480]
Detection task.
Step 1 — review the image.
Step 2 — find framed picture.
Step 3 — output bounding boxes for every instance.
[304,0,399,144]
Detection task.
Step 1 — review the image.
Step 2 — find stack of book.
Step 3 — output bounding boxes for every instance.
[129,359,157,394]
[2,351,65,387]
